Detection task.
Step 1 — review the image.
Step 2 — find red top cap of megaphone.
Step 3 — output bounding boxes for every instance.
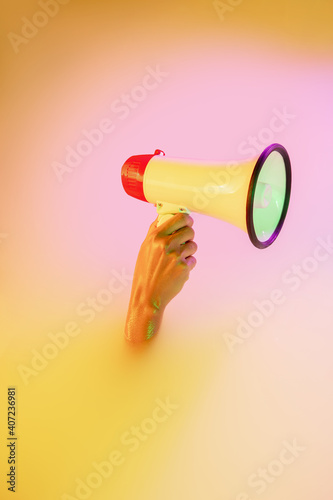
[121,150,165,202]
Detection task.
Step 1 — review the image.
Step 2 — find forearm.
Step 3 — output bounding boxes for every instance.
[124,298,165,343]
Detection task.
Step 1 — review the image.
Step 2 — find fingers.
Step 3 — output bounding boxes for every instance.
[149,212,198,269]
[184,255,197,271]
[180,240,198,259]
[172,226,195,247]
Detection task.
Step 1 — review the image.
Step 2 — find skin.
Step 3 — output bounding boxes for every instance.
[124,213,198,343]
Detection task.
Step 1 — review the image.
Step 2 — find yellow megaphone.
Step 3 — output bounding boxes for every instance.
[121,143,291,249]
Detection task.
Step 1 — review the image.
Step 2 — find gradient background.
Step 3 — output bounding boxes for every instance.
[1,0,333,499]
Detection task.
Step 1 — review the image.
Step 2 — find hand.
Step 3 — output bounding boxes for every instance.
[124,213,197,343]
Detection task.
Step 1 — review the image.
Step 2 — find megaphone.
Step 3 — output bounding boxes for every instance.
[121,143,291,249]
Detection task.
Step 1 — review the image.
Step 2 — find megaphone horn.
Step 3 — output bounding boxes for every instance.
[121,144,291,249]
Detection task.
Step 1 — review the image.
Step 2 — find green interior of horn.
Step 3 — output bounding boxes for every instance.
[252,151,287,243]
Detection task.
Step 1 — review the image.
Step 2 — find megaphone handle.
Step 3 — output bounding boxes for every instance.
[156,202,190,227]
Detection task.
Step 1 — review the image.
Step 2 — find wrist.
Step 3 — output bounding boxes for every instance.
[125,299,165,344]
[130,282,166,316]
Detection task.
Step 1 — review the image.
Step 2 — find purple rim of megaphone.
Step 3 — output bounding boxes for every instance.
[246,143,292,250]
